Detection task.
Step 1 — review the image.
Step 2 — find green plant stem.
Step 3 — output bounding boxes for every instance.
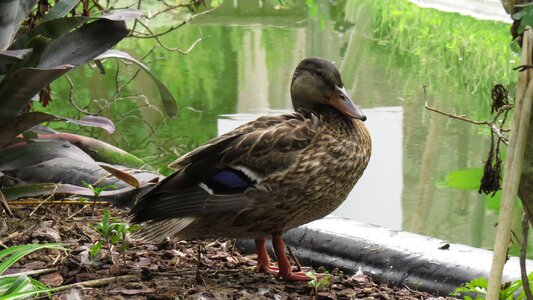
[487,27,533,300]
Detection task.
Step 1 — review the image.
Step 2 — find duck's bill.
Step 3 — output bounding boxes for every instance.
[329,86,367,121]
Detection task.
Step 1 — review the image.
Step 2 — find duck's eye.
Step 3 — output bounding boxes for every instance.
[339,94,347,101]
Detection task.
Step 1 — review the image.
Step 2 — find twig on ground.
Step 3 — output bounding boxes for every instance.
[0,190,14,217]
[29,186,58,217]
[286,245,302,272]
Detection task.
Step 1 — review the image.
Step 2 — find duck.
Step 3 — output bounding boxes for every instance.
[129,57,372,281]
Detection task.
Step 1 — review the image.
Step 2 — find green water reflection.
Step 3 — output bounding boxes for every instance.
[42,1,530,256]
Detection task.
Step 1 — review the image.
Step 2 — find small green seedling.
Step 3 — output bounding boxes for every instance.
[82,181,116,197]
[82,181,116,214]
[90,210,140,265]
[306,271,331,295]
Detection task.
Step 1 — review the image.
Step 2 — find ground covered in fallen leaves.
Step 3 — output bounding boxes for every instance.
[0,202,457,299]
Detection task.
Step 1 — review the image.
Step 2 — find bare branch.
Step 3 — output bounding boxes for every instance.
[147,2,199,20]
[65,75,93,116]
[423,85,512,145]
[135,20,206,53]
[131,5,219,39]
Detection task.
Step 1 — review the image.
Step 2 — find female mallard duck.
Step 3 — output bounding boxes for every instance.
[130,57,372,281]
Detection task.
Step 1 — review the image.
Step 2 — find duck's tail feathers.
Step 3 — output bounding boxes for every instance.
[130,217,195,243]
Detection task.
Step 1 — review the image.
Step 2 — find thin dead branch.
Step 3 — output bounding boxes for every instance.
[131,5,219,39]
[135,20,206,53]
[423,85,512,145]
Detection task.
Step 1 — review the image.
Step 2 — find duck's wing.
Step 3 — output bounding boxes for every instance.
[129,112,322,239]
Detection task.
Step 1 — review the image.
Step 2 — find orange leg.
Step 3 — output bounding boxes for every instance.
[271,235,313,281]
[254,238,278,274]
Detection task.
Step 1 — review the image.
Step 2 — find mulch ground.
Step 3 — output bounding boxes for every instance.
[0,202,457,299]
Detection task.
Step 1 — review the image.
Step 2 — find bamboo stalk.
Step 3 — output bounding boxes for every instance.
[486,28,533,300]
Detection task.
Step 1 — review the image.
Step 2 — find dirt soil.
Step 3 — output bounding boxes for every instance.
[0,202,457,299]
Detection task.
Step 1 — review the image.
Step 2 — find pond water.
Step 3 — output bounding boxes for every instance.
[45,1,530,256]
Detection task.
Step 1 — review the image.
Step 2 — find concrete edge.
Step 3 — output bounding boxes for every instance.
[236,216,533,296]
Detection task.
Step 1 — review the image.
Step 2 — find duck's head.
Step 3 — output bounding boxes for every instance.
[290,57,366,121]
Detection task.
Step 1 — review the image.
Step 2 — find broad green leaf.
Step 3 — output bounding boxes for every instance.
[0,65,73,127]
[95,49,178,117]
[43,0,81,21]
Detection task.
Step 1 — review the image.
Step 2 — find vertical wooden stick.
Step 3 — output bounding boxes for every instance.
[486,28,533,300]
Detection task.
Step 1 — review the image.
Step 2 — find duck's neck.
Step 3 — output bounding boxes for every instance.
[299,105,362,137]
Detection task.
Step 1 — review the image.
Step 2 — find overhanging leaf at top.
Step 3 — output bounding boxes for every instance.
[11,9,142,50]
[95,50,178,117]
[0,0,38,50]
[0,17,130,128]
[43,0,81,21]
[37,18,129,69]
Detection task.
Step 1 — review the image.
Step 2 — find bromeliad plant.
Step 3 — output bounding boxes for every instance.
[0,0,177,149]
[0,243,66,299]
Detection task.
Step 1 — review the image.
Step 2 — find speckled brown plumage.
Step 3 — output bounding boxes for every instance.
[129,57,371,280]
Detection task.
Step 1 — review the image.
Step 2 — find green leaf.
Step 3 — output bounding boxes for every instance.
[440,168,482,190]
[1,275,33,297]
[43,0,81,21]
[0,244,65,275]
[90,241,103,258]
[94,49,178,117]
